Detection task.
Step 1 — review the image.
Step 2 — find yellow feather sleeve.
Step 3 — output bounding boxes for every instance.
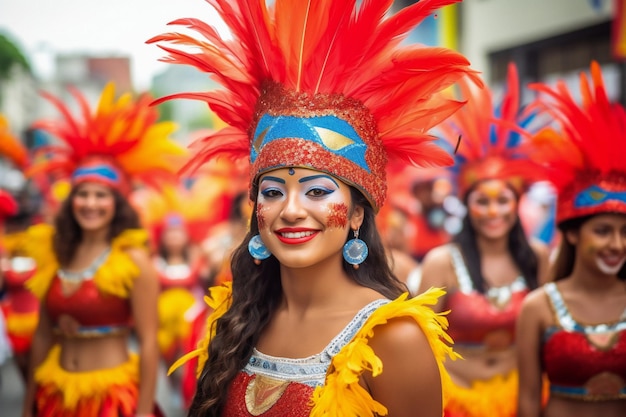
[167,281,233,377]
[23,224,59,300]
[92,229,148,298]
[310,288,460,417]
[1,230,29,254]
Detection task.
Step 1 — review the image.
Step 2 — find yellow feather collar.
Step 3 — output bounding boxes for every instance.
[24,223,148,299]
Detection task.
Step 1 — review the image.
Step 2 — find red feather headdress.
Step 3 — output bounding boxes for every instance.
[148,0,481,211]
[0,114,25,220]
[529,61,626,224]
[0,114,29,170]
[29,83,187,195]
[439,62,545,198]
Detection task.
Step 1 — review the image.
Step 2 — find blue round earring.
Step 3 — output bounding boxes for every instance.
[248,234,271,264]
[343,228,368,269]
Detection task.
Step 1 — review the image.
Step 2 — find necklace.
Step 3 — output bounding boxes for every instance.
[58,247,111,282]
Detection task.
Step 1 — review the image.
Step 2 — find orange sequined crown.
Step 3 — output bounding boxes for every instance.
[149,0,481,211]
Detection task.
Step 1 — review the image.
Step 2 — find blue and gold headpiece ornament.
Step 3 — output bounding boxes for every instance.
[150,0,481,212]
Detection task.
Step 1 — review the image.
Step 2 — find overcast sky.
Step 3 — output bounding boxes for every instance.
[0,0,227,90]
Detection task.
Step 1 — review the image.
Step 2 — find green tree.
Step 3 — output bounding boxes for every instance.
[0,33,31,80]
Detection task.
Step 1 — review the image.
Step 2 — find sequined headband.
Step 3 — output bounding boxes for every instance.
[71,157,130,195]
[558,170,626,224]
[250,82,386,211]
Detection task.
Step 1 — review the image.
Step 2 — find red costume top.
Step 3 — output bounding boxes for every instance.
[46,278,131,330]
[446,245,528,349]
[155,257,201,291]
[543,282,626,401]
[25,225,148,337]
[2,256,38,314]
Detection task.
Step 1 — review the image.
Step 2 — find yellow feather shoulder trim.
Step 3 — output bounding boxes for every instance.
[1,230,29,254]
[93,229,148,298]
[167,281,233,376]
[310,288,460,417]
[24,225,148,299]
[23,224,59,299]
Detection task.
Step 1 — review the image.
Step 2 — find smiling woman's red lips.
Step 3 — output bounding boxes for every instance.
[275,229,319,245]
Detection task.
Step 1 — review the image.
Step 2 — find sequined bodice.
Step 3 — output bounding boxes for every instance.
[221,298,389,416]
[543,282,626,401]
[446,245,528,348]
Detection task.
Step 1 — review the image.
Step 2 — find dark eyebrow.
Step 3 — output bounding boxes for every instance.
[260,176,286,184]
[299,174,339,187]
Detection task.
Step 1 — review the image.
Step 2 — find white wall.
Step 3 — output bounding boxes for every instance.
[460,0,613,79]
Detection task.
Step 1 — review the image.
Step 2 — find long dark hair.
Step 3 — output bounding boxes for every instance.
[187,187,406,417]
[53,185,141,266]
[453,191,539,293]
[552,215,626,281]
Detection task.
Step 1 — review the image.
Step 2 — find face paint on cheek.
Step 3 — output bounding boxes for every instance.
[256,203,266,230]
[326,203,349,229]
[469,204,487,218]
[585,243,597,257]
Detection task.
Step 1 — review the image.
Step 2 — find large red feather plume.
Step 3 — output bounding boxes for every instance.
[439,62,545,196]
[528,61,626,223]
[148,0,481,176]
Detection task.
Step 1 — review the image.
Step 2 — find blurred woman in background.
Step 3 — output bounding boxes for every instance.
[419,63,550,417]
[21,83,185,417]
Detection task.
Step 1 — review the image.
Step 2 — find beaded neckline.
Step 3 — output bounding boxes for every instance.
[58,247,111,282]
[244,298,389,387]
[545,282,626,334]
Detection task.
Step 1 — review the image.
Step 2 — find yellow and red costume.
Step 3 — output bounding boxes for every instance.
[437,63,547,417]
[24,83,185,416]
[173,283,458,417]
[0,114,37,357]
[530,61,626,403]
[26,223,148,417]
[151,0,481,414]
[1,231,38,355]
[134,183,217,363]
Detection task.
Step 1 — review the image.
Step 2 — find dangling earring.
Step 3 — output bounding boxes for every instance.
[248,234,271,265]
[343,228,368,269]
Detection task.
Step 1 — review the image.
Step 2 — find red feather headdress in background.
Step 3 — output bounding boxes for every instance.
[0,114,25,220]
[29,83,187,195]
[529,61,626,224]
[148,0,481,211]
[439,62,546,198]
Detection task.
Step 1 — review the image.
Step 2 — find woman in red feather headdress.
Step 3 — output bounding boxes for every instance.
[20,83,186,417]
[150,0,481,416]
[517,61,626,417]
[418,63,551,417]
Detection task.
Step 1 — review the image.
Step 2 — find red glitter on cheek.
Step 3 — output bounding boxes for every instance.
[257,203,266,230]
[326,203,348,229]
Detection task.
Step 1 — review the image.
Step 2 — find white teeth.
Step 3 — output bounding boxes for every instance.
[280,231,315,239]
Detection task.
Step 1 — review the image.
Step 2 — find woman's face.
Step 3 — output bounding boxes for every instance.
[466,179,518,240]
[71,182,116,233]
[568,213,626,276]
[161,224,189,253]
[256,167,363,269]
